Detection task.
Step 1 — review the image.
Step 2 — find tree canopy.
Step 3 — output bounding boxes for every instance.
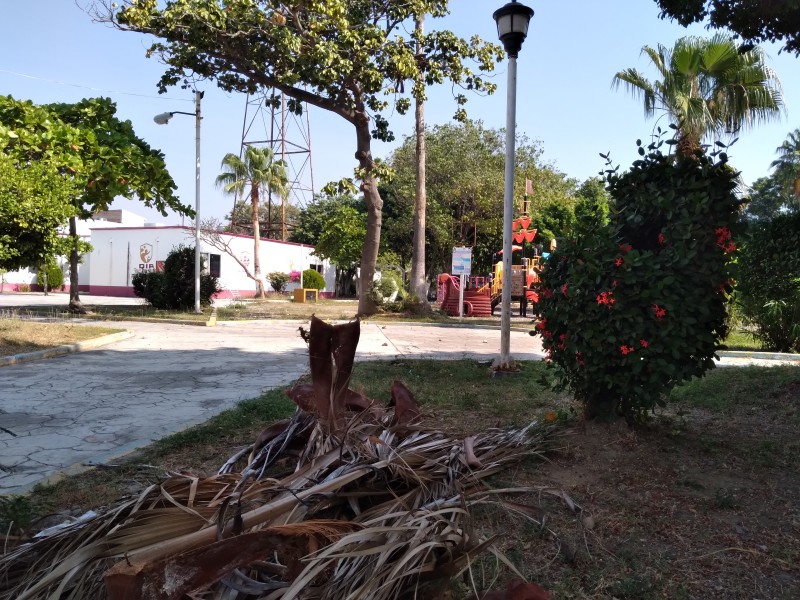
[655,0,800,55]
[96,0,502,315]
[0,154,78,271]
[0,95,81,270]
[383,120,577,275]
[613,34,784,157]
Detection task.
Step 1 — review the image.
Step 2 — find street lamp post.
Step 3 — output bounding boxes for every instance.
[493,0,534,370]
[154,90,204,314]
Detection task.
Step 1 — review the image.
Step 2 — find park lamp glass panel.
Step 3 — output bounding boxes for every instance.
[493,0,534,58]
[153,112,173,125]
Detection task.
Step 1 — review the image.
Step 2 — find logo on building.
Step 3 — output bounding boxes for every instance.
[139,243,153,263]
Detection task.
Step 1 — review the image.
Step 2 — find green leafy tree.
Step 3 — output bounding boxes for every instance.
[535,137,741,425]
[574,177,612,231]
[736,212,800,352]
[97,0,503,316]
[216,146,288,298]
[0,153,77,271]
[0,96,83,271]
[612,34,784,158]
[290,195,365,246]
[655,0,800,55]
[769,128,800,202]
[47,97,191,312]
[384,120,575,275]
[742,176,796,223]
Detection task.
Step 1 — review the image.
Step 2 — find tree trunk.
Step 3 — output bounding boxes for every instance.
[355,117,381,316]
[68,216,85,313]
[252,188,266,298]
[410,14,429,307]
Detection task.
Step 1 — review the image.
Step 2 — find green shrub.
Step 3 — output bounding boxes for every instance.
[736,212,800,352]
[132,245,219,309]
[132,271,166,307]
[36,262,64,291]
[301,268,325,290]
[534,137,740,425]
[369,270,406,308]
[267,271,290,293]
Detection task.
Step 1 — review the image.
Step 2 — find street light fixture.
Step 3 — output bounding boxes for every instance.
[493,0,533,370]
[153,91,204,314]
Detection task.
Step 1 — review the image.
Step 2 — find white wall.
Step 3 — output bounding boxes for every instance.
[88,226,334,297]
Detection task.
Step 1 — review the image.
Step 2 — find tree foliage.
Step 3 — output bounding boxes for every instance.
[383,120,576,275]
[655,0,800,55]
[216,146,288,297]
[534,137,741,425]
[769,128,800,202]
[742,176,796,223]
[612,34,784,157]
[0,153,77,271]
[736,212,800,352]
[97,0,503,315]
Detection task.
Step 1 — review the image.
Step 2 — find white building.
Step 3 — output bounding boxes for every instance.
[2,210,335,298]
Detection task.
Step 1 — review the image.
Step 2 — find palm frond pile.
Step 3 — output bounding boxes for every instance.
[1,317,557,600]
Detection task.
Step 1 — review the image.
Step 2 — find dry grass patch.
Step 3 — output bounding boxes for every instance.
[0,319,124,357]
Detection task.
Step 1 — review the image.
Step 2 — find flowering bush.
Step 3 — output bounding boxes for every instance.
[289,270,301,283]
[534,137,741,424]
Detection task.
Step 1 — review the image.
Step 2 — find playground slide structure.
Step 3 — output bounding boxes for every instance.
[437,274,492,317]
[489,257,542,316]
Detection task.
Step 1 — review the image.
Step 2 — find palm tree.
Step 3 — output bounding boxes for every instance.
[613,34,784,158]
[216,146,288,298]
[770,128,800,201]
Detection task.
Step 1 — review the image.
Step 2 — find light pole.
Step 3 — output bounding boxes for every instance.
[493,0,533,370]
[154,90,204,314]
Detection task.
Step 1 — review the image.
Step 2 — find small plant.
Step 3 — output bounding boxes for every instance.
[17,283,31,293]
[267,271,290,293]
[36,262,64,292]
[301,269,325,290]
[0,494,34,536]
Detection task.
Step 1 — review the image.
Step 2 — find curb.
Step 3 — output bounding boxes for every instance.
[0,330,134,367]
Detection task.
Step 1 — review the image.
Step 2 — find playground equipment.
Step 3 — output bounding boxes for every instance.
[438,274,492,317]
[489,257,542,317]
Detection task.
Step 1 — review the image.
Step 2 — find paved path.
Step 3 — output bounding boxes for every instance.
[0,318,544,494]
[1,292,798,495]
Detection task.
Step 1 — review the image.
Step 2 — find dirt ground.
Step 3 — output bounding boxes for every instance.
[447,385,800,599]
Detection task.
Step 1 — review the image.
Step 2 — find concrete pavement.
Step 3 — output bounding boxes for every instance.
[1,292,798,495]
[0,316,545,495]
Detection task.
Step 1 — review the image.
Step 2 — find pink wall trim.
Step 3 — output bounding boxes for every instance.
[88,285,138,297]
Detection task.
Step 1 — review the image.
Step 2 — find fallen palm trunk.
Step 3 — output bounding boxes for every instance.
[0,318,557,600]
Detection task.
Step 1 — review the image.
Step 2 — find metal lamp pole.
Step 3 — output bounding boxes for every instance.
[493,0,534,369]
[154,90,204,314]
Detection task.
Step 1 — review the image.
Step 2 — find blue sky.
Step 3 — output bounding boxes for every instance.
[2,1,799,224]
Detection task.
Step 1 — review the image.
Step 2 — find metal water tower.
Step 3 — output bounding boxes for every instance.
[234,90,315,240]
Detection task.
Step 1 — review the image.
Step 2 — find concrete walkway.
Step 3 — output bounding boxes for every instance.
[0,317,544,494]
[1,293,798,495]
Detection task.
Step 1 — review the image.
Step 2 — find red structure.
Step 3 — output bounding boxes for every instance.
[437,274,492,317]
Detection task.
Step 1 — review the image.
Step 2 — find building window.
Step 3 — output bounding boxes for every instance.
[310,263,323,273]
[210,254,221,278]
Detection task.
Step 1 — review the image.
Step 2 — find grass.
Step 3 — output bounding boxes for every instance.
[723,328,762,351]
[3,361,800,599]
[668,365,800,413]
[0,319,124,357]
